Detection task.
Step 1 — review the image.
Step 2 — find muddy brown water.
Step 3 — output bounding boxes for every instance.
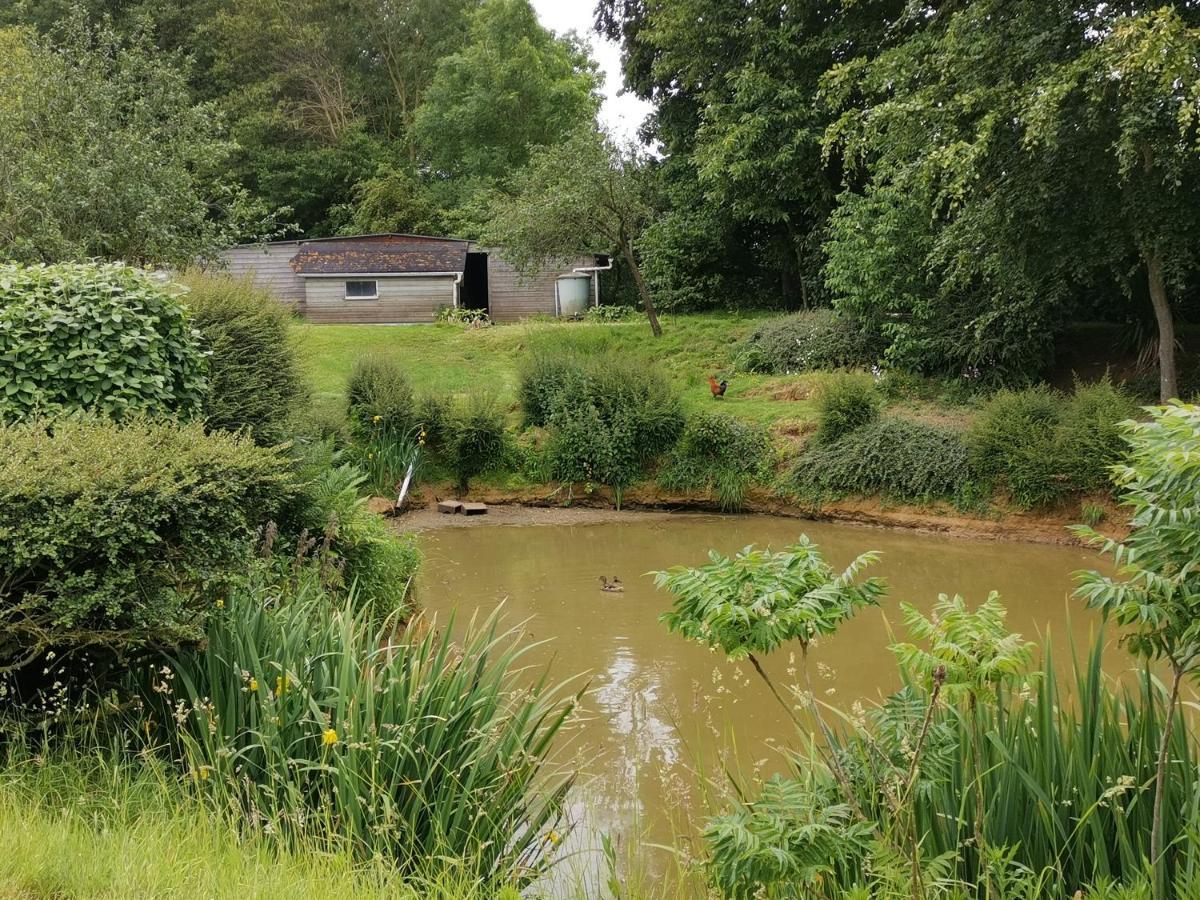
[413,512,1122,890]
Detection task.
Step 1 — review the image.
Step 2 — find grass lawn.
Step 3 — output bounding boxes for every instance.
[294,311,828,430]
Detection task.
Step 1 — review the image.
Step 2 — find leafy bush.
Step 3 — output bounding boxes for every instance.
[813,373,880,444]
[149,575,575,883]
[968,380,1135,509]
[177,272,306,445]
[734,309,876,375]
[528,350,684,504]
[790,416,978,505]
[0,262,207,422]
[286,446,421,611]
[659,413,774,510]
[443,392,508,491]
[346,356,415,435]
[0,417,292,673]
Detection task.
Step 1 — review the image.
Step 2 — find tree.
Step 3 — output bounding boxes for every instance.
[1074,403,1200,900]
[483,128,664,335]
[0,17,280,265]
[413,0,600,194]
[1023,8,1200,402]
[823,2,1200,394]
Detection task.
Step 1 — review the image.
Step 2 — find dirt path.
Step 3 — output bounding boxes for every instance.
[377,484,1125,545]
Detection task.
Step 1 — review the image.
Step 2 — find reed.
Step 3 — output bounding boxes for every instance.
[143,569,579,886]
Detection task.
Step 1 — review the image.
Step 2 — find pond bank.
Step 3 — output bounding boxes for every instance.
[381,484,1124,545]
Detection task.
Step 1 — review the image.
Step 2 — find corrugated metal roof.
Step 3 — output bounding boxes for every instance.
[290,235,469,275]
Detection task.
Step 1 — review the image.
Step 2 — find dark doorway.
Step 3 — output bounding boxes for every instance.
[462,252,489,311]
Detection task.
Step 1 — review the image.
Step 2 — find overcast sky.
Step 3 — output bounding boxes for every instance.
[529,0,654,143]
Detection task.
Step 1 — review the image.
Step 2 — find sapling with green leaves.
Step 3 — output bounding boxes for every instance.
[655,537,885,796]
[890,593,1035,898]
[1073,403,1200,900]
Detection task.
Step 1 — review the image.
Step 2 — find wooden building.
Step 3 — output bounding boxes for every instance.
[219,234,605,324]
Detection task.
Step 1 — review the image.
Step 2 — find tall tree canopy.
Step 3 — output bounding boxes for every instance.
[0,15,278,265]
[413,0,600,214]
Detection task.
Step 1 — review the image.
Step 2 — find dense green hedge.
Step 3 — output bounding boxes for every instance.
[178,272,306,445]
[0,417,293,671]
[0,263,207,421]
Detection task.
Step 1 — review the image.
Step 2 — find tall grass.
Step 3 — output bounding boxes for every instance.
[143,566,578,885]
[0,745,516,899]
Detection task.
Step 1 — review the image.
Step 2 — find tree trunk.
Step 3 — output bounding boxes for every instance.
[620,241,662,337]
[1151,663,1183,900]
[1145,250,1179,402]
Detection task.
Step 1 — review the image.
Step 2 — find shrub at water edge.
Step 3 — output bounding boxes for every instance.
[0,262,207,422]
[790,416,978,506]
[0,417,292,675]
[658,412,774,510]
[969,379,1136,509]
[441,391,508,492]
[177,271,306,445]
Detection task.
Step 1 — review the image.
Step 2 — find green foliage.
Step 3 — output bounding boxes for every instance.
[705,778,872,899]
[0,417,292,671]
[151,571,576,883]
[286,447,421,612]
[0,16,280,264]
[0,745,511,899]
[735,310,878,375]
[790,416,978,506]
[584,304,635,322]
[442,391,508,491]
[413,0,599,190]
[178,271,306,445]
[891,593,1035,703]
[813,373,880,444]
[434,306,490,326]
[658,413,773,511]
[1073,403,1200,671]
[0,262,208,422]
[654,536,884,660]
[969,380,1137,509]
[483,126,663,335]
[346,355,416,436]
[530,349,684,503]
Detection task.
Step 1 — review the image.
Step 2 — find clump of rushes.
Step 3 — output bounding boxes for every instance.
[146,561,578,885]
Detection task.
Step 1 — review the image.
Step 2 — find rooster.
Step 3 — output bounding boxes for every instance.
[708,375,729,399]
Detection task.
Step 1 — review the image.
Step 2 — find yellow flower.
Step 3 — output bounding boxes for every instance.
[248,677,258,693]
[367,452,374,460]
[215,598,225,609]
[546,830,561,846]
[275,675,286,696]
[372,415,382,423]
[322,728,339,746]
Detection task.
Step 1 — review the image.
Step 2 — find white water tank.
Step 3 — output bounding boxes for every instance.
[555,274,591,316]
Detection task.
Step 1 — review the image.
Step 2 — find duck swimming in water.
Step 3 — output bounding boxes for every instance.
[599,576,624,593]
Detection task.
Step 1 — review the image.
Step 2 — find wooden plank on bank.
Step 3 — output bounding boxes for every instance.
[438,500,464,514]
[460,503,488,516]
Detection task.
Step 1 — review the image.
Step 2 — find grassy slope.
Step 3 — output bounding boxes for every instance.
[294,312,824,429]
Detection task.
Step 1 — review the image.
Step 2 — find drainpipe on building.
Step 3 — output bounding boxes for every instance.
[572,257,614,307]
[452,271,464,308]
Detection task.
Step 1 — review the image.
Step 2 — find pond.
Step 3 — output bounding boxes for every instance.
[414,512,1118,891]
